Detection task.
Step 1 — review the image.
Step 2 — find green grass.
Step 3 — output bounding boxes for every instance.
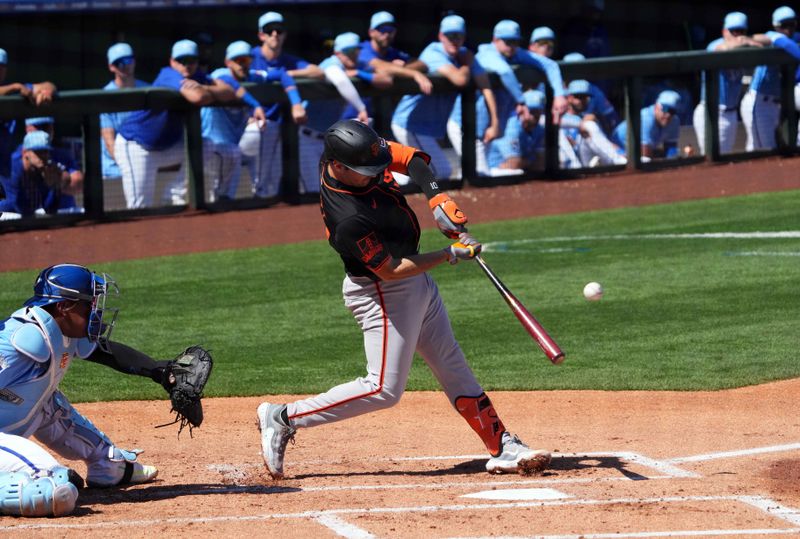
[2,190,799,401]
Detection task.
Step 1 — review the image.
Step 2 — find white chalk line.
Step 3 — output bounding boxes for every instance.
[3,495,797,532]
[447,528,800,538]
[667,442,800,464]
[486,231,800,246]
[315,514,376,538]
[724,251,800,257]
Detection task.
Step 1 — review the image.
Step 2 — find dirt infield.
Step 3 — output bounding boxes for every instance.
[2,157,800,536]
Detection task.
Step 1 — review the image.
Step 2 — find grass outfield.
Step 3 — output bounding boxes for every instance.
[2,190,799,401]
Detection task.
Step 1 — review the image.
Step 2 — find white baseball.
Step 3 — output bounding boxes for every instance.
[583,282,603,301]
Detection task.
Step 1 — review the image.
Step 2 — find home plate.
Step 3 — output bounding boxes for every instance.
[461,488,571,501]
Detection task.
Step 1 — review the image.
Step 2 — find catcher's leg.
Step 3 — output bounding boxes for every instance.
[33,392,157,488]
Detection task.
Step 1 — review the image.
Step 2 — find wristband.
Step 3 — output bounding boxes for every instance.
[241,92,261,109]
[286,87,302,106]
[356,70,374,83]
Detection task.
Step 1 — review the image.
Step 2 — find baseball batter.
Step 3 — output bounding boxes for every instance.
[258,120,550,480]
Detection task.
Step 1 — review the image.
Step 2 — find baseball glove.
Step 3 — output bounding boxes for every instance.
[156,345,213,436]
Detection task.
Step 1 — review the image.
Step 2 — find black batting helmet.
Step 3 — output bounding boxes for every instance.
[323,120,391,176]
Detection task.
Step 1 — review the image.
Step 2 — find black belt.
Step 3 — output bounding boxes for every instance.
[761,95,781,104]
[301,128,325,140]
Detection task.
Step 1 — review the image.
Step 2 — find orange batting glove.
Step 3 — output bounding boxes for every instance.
[429,193,468,239]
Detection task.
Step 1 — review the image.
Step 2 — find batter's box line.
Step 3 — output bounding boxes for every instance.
[6,494,799,532]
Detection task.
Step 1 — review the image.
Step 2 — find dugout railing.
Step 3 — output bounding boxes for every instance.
[0,46,797,231]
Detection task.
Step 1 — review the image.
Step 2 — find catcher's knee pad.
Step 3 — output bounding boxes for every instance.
[455,393,506,457]
[0,470,78,517]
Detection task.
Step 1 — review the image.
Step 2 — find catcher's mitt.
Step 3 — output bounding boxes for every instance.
[156,345,213,436]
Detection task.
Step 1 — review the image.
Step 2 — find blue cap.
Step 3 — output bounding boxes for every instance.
[370,11,395,30]
[563,52,586,62]
[493,20,521,40]
[724,12,748,30]
[171,39,198,60]
[567,79,591,95]
[259,11,284,30]
[107,43,133,65]
[225,40,252,60]
[440,15,466,34]
[530,26,555,43]
[0,48,8,65]
[334,32,361,53]
[23,131,52,151]
[656,90,681,110]
[523,89,545,110]
[25,117,54,127]
[773,6,797,25]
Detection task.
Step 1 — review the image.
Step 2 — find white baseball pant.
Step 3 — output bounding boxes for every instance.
[692,102,739,155]
[203,138,242,202]
[576,120,627,166]
[392,124,453,183]
[446,119,490,177]
[286,273,483,428]
[114,134,186,209]
[740,89,781,151]
[559,130,582,169]
[0,433,61,474]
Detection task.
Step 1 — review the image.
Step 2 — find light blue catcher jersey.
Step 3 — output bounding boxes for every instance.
[392,42,482,138]
[0,307,95,437]
[100,79,149,178]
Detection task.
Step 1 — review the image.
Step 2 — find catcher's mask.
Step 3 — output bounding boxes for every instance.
[323,119,391,176]
[24,263,120,352]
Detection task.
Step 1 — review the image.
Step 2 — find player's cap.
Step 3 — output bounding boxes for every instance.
[259,11,284,31]
[25,117,55,127]
[107,43,134,65]
[171,39,199,60]
[370,11,395,30]
[225,40,252,60]
[656,90,681,111]
[0,48,7,65]
[567,79,591,96]
[563,52,586,62]
[724,12,748,31]
[440,15,466,35]
[493,20,521,40]
[530,26,555,43]
[334,32,361,53]
[773,6,797,26]
[23,131,52,152]
[523,89,545,110]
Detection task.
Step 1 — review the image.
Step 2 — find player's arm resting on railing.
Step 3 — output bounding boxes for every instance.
[30,81,57,105]
[369,58,433,94]
[324,64,368,121]
[474,70,500,143]
[288,63,324,80]
[85,341,170,384]
[0,81,31,97]
[250,68,307,124]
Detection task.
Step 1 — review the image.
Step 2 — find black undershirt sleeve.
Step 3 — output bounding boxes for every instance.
[406,155,443,200]
[84,341,170,385]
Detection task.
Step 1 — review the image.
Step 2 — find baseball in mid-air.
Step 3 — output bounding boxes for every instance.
[583,282,604,301]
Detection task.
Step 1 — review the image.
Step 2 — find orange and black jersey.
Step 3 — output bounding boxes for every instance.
[321,141,430,280]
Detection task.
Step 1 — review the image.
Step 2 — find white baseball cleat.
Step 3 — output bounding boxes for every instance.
[257,402,296,480]
[485,432,551,475]
[128,463,158,485]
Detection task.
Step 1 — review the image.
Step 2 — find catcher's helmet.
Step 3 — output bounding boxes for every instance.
[24,263,119,350]
[323,119,391,176]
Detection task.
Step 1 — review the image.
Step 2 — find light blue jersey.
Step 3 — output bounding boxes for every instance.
[100,79,148,178]
[0,306,95,437]
[201,68,251,145]
[305,56,357,132]
[392,42,483,138]
[751,31,800,98]
[612,105,680,157]
[698,38,746,110]
[487,114,544,168]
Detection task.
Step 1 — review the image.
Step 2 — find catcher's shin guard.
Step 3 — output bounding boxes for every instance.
[454,393,506,457]
[0,469,78,517]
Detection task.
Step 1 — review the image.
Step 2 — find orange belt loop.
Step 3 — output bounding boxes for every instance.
[455,393,506,457]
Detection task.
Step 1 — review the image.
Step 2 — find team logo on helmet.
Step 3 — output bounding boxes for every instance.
[370,138,387,157]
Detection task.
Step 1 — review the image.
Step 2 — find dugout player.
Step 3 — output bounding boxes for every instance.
[250,11,323,198]
[612,90,682,161]
[115,39,237,209]
[742,6,800,151]
[257,120,551,480]
[0,263,190,516]
[693,13,764,155]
